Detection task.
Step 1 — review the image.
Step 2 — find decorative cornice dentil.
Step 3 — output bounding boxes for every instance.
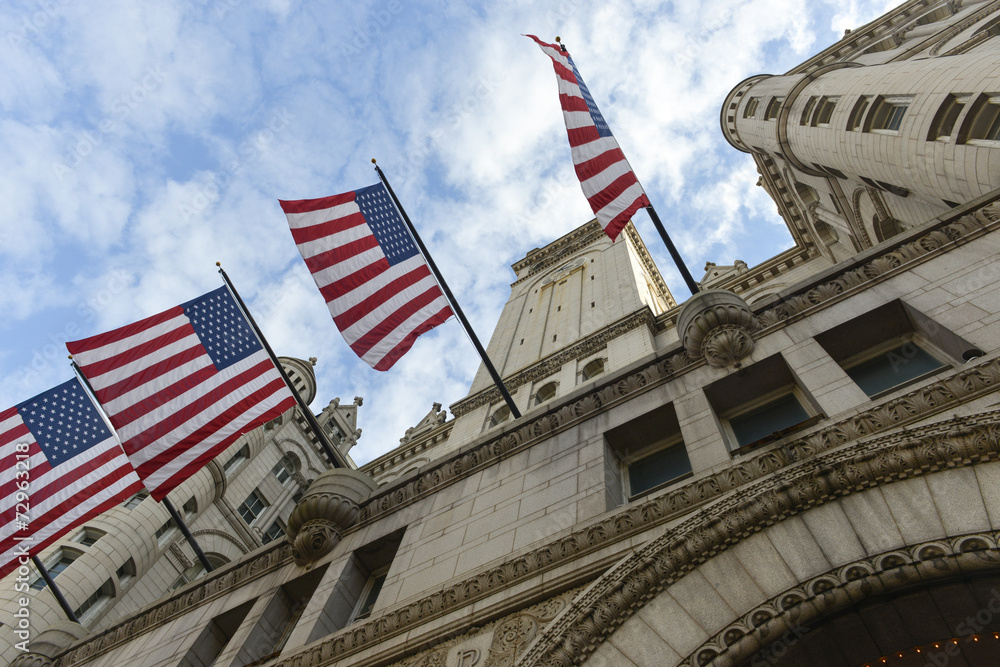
[513,412,1000,667]
[681,533,1000,667]
[52,194,1000,667]
[511,221,605,284]
[449,308,655,417]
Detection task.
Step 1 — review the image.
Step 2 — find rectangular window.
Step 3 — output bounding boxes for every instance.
[927,94,969,141]
[867,96,911,133]
[262,521,285,545]
[847,96,871,131]
[811,96,839,127]
[728,392,811,448]
[74,578,114,621]
[964,94,1000,144]
[743,97,760,119]
[30,550,80,590]
[605,404,692,503]
[351,568,389,623]
[272,458,293,485]
[763,97,784,121]
[705,354,821,453]
[123,491,148,510]
[800,96,817,125]
[222,445,249,474]
[73,527,106,547]
[814,301,972,398]
[238,490,267,525]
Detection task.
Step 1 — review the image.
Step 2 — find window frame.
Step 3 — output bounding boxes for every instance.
[30,548,83,590]
[238,489,268,526]
[866,95,912,134]
[349,565,390,624]
[743,97,760,119]
[962,93,1000,145]
[839,334,949,398]
[721,385,819,453]
[927,93,970,142]
[619,433,693,500]
[811,95,840,127]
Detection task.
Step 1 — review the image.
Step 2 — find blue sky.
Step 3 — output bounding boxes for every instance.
[0,0,895,465]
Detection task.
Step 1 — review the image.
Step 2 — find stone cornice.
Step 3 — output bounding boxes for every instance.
[54,350,1000,665]
[56,543,292,666]
[305,356,1000,667]
[511,221,605,284]
[449,308,656,417]
[681,533,1000,667]
[360,421,453,479]
[514,411,1000,666]
[52,193,1000,667]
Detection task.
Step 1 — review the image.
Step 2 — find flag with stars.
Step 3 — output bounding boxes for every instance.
[280,183,454,370]
[527,35,650,241]
[0,379,143,579]
[66,286,297,500]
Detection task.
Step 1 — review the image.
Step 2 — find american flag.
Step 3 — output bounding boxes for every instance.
[0,379,144,579]
[528,35,650,241]
[280,183,454,371]
[66,286,297,501]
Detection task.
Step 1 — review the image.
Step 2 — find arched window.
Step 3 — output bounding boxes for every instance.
[533,382,558,406]
[581,359,605,381]
[488,405,511,428]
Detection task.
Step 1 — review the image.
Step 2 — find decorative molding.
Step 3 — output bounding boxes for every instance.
[286,469,380,566]
[677,289,759,368]
[383,588,581,667]
[286,372,1000,667]
[930,1,1000,56]
[191,528,250,556]
[513,413,1000,666]
[55,544,293,666]
[449,309,654,417]
[511,222,605,285]
[681,533,1000,667]
[53,195,1000,667]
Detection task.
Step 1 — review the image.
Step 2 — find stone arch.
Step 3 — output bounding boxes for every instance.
[512,413,1000,667]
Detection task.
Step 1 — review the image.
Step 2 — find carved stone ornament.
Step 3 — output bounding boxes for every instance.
[285,468,380,566]
[677,288,758,368]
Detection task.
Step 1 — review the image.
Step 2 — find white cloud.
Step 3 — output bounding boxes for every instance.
[0,0,896,465]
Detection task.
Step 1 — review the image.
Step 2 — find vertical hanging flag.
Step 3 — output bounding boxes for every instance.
[0,379,144,579]
[280,183,454,371]
[527,35,650,241]
[66,286,298,501]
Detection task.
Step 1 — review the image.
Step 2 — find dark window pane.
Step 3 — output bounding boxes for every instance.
[848,343,944,396]
[628,445,693,497]
[730,394,809,447]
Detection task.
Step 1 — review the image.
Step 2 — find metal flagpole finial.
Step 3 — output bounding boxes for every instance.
[371,158,377,164]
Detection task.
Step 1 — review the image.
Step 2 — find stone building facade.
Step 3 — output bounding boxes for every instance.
[0,359,360,666]
[9,0,1000,665]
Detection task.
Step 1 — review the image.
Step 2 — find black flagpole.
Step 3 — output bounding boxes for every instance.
[556,37,700,296]
[31,555,80,623]
[644,205,700,295]
[69,361,215,573]
[217,264,347,468]
[373,160,522,420]
[162,497,214,573]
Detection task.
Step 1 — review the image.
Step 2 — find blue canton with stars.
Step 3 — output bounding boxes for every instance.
[354,183,419,266]
[567,55,612,138]
[18,379,112,467]
[181,286,262,370]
